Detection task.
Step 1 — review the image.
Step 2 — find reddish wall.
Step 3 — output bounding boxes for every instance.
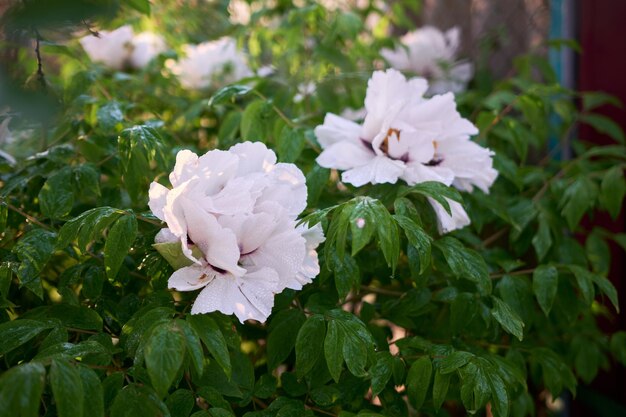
[576,0,626,413]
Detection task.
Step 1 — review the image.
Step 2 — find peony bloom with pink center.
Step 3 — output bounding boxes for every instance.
[149,142,323,323]
[316,69,497,233]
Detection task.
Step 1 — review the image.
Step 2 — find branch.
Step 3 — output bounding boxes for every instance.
[34,29,46,90]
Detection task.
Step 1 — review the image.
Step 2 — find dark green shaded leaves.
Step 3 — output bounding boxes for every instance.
[97,101,124,132]
[78,366,104,417]
[267,309,306,370]
[104,213,137,279]
[0,362,46,417]
[324,320,344,382]
[39,167,74,219]
[580,113,625,143]
[599,166,626,218]
[166,389,195,417]
[491,296,524,341]
[14,228,56,298]
[370,352,393,398]
[277,126,306,162]
[406,356,432,410]
[568,265,595,306]
[188,314,231,377]
[439,351,474,374]
[393,214,432,274]
[145,321,186,398]
[532,212,552,260]
[402,181,462,215]
[532,265,558,316]
[0,319,54,355]
[435,237,491,294]
[560,177,598,229]
[110,384,171,417]
[432,370,451,410]
[176,319,204,377]
[51,359,84,417]
[295,314,326,378]
[209,85,252,106]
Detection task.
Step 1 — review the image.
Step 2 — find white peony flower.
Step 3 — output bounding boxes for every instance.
[172,38,253,90]
[293,82,316,103]
[80,26,166,70]
[129,32,167,69]
[315,69,497,233]
[149,142,322,323]
[381,26,473,94]
[79,25,134,71]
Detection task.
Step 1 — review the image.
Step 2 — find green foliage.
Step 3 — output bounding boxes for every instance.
[1,1,625,416]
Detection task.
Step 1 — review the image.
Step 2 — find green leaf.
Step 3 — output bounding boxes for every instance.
[50,359,84,417]
[324,320,344,382]
[74,163,101,198]
[39,167,74,219]
[56,206,122,251]
[580,113,625,143]
[78,366,104,417]
[14,228,56,298]
[295,314,326,378]
[0,362,46,417]
[277,126,306,162]
[126,0,151,14]
[188,314,231,377]
[432,370,451,410]
[240,100,272,141]
[582,91,622,111]
[347,197,377,256]
[591,274,620,312]
[439,351,474,374]
[110,384,171,417]
[560,177,598,229]
[166,389,195,417]
[104,213,137,279]
[175,319,204,377]
[23,304,103,331]
[485,371,509,417]
[491,296,524,341]
[403,181,463,215]
[209,85,253,106]
[330,252,360,299]
[370,352,393,398]
[532,212,552,260]
[568,265,595,306]
[406,356,432,411]
[306,165,329,207]
[586,232,611,276]
[267,309,306,370]
[435,237,491,294]
[393,214,432,274]
[145,321,186,398]
[599,166,626,218]
[97,101,124,132]
[118,125,168,201]
[153,241,200,270]
[532,265,558,316]
[0,319,54,355]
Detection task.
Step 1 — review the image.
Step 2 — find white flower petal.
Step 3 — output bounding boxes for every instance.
[341,156,405,186]
[428,197,470,234]
[155,228,178,244]
[129,32,167,69]
[401,162,454,186]
[148,182,169,221]
[294,223,325,286]
[219,212,278,255]
[316,141,375,171]
[257,163,307,217]
[435,138,498,193]
[242,223,306,292]
[191,267,278,323]
[181,199,245,276]
[168,265,217,291]
[314,113,362,149]
[229,141,277,175]
[169,150,199,187]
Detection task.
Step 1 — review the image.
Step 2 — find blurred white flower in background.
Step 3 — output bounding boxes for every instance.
[381,26,474,94]
[228,0,252,25]
[149,142,323,323]
[79,25,134,70]
[129,32,167,69]
[172,38,253,90]
[315,69,497,233]
[80,25,166,70]
[293,82,316,103]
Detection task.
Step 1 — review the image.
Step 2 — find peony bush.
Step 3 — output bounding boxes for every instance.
[1,1,625,417]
